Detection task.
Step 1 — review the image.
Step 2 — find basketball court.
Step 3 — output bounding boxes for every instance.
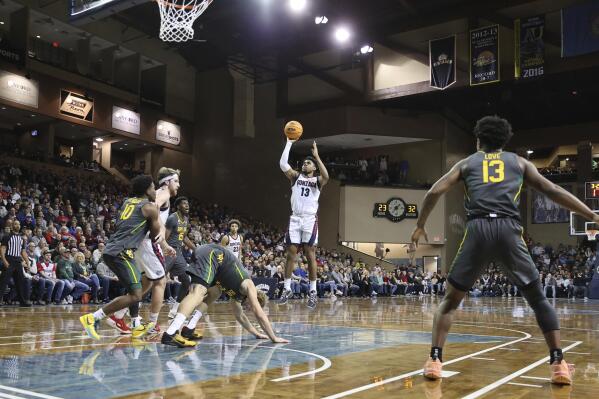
[0,297,597,398]
[0,0,598,398]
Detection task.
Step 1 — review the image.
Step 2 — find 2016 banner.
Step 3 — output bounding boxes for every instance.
[515,15,545,79]
[470,25,500,85]
[429,35,456,90]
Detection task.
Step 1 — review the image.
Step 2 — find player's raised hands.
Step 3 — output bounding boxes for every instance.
[311,141,320,158]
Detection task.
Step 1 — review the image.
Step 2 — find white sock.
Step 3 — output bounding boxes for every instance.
[187,310,203,330]
[284,279,291,291]
[170,302,179,313]
[149,312,159,324]
[131,316,142,329]
[93,309,106,321]
[310,280,317,292]
[113,308,127,319]
[166,313,186,335]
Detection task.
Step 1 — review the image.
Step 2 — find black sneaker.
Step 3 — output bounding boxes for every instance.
[161,332,197,348]
[181,326,203,340]
[307,290,317,309]
[279,288,292,304]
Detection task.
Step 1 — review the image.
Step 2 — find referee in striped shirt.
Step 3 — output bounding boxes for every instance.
[0,220,31,307]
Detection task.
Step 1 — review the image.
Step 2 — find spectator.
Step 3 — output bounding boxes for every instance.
[56,248,88,303]
[37,250,65,304]
[73,252,100,304]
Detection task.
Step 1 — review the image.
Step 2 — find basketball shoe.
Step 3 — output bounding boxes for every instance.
[80,313,101,340]
[307,290,318,309]
[106,315,131,335]
[279,288,292,304]
[181,326,203,340]
[423,357,443,380]
[131,322,155,339]
[551,360,574,385]
[161,332,197,348]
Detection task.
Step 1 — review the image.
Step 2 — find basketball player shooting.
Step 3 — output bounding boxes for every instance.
[279,139,329,309]
[411,115,599,385]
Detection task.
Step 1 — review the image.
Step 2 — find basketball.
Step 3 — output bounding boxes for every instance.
[284,120,303,140]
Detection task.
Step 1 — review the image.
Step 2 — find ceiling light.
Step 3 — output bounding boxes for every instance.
[36,35,41,39]
[30,114,36,117]
[124,143,128,146]
[289,0,306,12]
[16,122,21,126]
[360,45,374,54]
[526,150,534,155]
[335,26,351,43]
[0,22,5,25]
[566,158,570,161]
[315,16,328,24]
[1,107,6,110]
[95,138,104,142]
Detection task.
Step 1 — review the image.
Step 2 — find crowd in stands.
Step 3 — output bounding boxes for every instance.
[0,159,596,307]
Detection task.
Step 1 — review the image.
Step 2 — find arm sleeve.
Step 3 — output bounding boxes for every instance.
[279,141,293,172]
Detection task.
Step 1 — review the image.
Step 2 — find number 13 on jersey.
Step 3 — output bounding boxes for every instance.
[483,160,505,183]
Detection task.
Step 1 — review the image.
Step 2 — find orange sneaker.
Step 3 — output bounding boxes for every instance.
[423,357,443,380]
[550,360,574,385]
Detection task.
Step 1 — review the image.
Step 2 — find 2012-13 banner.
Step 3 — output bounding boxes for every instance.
[470,25,500,85]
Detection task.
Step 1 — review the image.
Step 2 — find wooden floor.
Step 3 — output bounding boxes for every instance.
[0,296,597,399]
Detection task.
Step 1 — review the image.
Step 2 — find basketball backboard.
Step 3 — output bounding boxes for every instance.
[70,0,149,23]
[570,210,599,240]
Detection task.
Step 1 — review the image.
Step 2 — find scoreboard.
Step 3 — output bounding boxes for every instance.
[585,182,599,199]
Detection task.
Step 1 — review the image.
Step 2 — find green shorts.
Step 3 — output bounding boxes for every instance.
[102,251,142,292]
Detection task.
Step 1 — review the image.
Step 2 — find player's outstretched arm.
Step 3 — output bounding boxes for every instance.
[280,140,300,181]
[411,160,464,246]
[142,203,176,257]
[231,301,268,339]
[242,280,289,343]
[312,141,329,187]
[521,158,599,223]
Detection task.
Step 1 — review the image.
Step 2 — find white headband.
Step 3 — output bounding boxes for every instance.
[159,174,178,185]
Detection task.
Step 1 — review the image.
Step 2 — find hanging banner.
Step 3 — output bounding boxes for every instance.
[429,36,456,90]
[0,71,39,108]
[562,1,599,58]
[156,120,181,146]
[60,90,94,122]
[470,25,500,85]
[515,15,545,79]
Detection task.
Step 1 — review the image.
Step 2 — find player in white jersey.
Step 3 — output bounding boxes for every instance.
[107,167,180,335]
[221,219,243,260]
[279,140,329,308]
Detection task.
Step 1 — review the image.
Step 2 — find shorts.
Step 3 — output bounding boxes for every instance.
[135,238,165,281]
[103,251,142,292]
[165,252,188,276]
[448,217,539,292]
[285,214,318,246]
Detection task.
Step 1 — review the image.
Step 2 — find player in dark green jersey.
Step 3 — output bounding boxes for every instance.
[80,175,175,340]
[161,243,288,347]
[412,115,599,384]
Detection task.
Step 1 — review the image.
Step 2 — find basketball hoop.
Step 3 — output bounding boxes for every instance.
[156,0,214,43]
[586,230,599,241]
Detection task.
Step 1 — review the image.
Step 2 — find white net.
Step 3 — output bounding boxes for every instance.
[157,0,214,43]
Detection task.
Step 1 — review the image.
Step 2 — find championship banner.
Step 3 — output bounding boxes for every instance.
[429,35,456,90]
[252,277,277,299]
[562,1,599,58]
[59,90,94,122]
[470,25,500,85]
[515,15,545,79]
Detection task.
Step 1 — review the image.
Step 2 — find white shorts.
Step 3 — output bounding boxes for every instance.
[135,238,165,280]
[285,215,318,246]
